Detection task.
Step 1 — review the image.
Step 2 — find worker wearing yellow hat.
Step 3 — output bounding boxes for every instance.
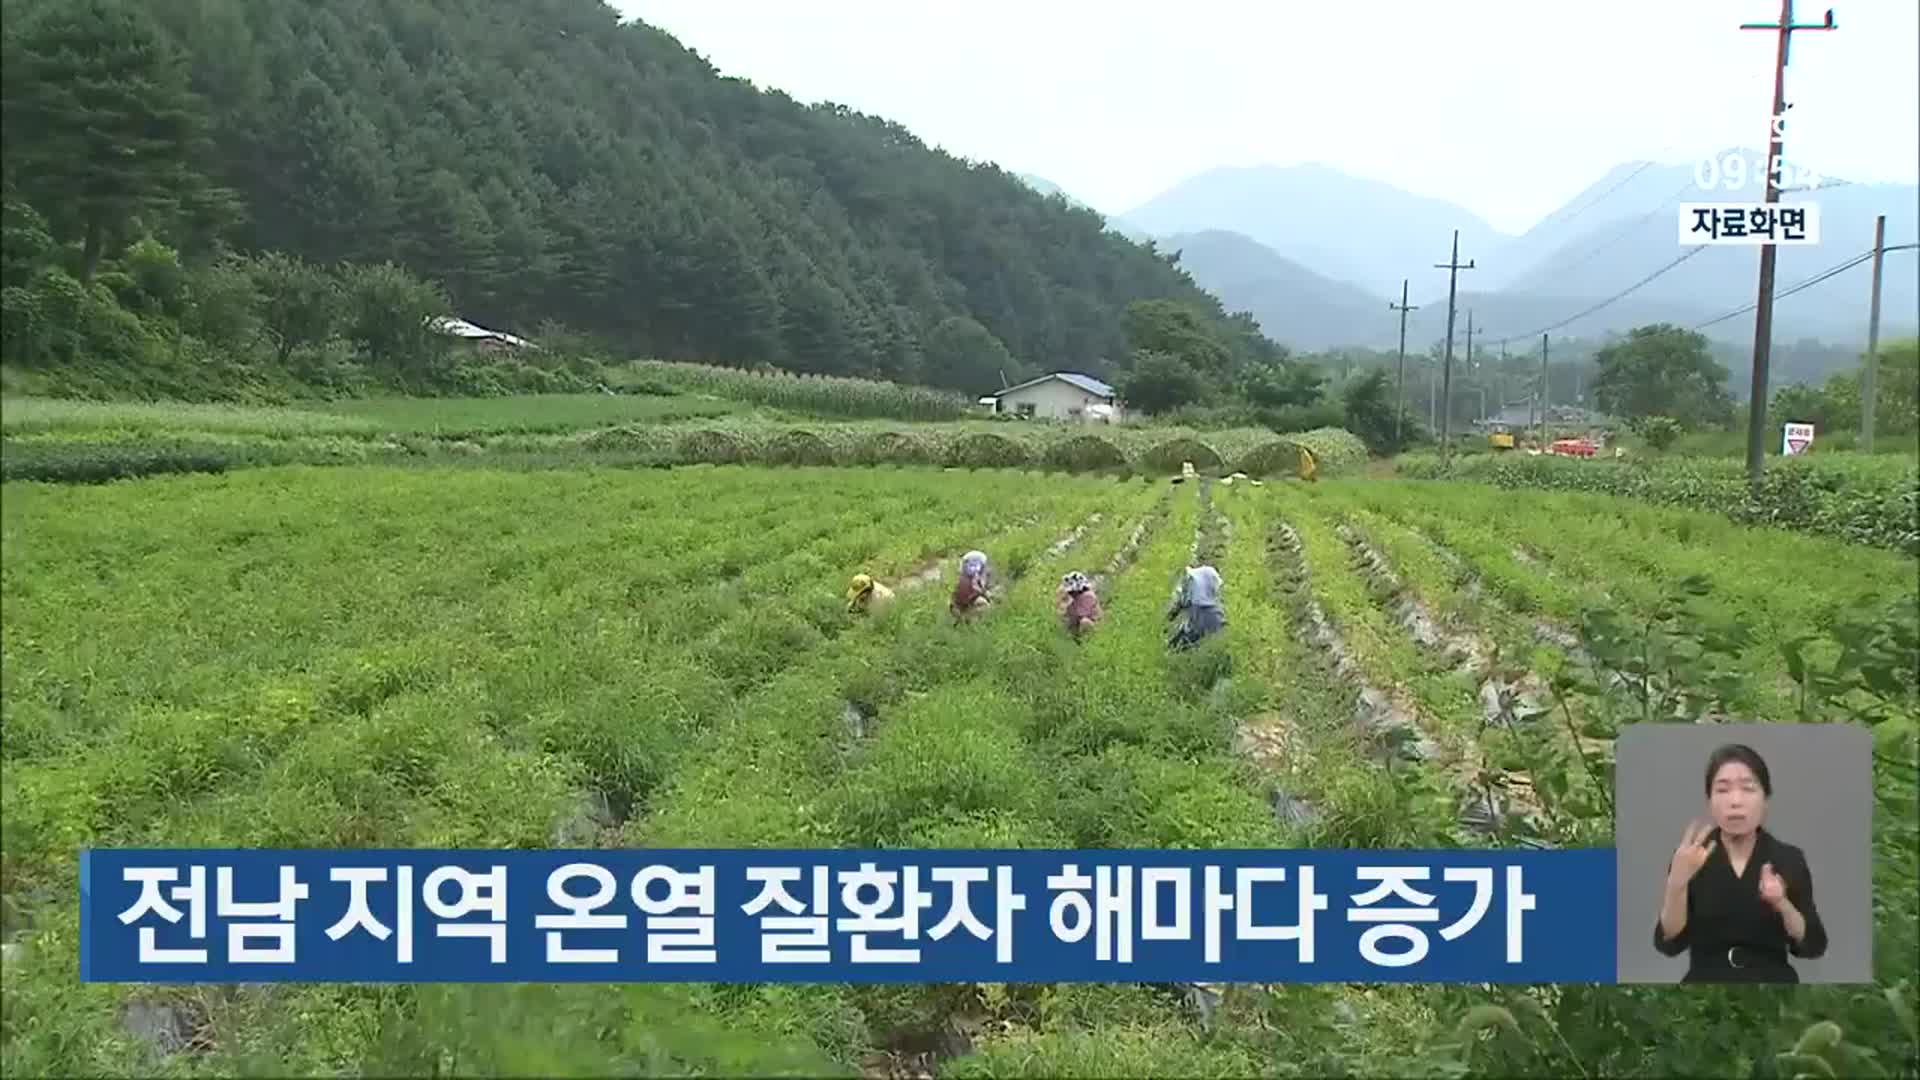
[846,572,895,615]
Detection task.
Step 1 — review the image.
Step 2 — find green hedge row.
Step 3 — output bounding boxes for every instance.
[1396,452,1920,555]
[2,424,1375,487]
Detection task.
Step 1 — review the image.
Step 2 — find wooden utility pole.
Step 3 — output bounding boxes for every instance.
[1539,335,1550,447]
[1435,230,1473,463]
[1391,280,1418,445]
[1464,312,1483,422]
[1862,213,1885,451]
[1739,1,1838,483]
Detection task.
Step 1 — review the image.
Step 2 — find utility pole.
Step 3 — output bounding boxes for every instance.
[1429,347,1439,432]
[1498,339,1509,419]
[1391,280,1418,445]
[1464,312,1483,423]
[1740,0,1838,483]
[1862,213,1885,451]
[1435,231,1474,464]
[1539,334,1550,447]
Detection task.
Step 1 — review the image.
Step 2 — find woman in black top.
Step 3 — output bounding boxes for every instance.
[1654,743,1828,983]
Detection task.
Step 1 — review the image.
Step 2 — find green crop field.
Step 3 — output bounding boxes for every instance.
[2,459,1916,1077]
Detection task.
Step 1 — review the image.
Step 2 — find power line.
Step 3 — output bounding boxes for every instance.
[1489,246,1710,347]
[1518,170,1853,290]
[1693,241,1920,329]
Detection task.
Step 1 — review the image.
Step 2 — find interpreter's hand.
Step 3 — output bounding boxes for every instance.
[1758,862,1787,909]
[1668,820,1717,886]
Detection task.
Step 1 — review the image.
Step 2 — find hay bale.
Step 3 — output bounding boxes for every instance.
[761,429,837,466]
[1041,434,1128,472]
[675,428,748,464]
[944,432,1032,469]
[1140,437,1222,474]
[853,429,937,466]
[1235,439,1305,478]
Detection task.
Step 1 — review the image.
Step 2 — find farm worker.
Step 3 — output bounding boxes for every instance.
[1167,563,1226,650]
[951,550,991,620]
[1058,571,1103,640]
[846,573,894,615]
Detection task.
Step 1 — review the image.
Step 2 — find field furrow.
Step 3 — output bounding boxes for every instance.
[3,459,1915,1080]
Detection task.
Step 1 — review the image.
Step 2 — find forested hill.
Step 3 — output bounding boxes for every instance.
[8,0,1270,394]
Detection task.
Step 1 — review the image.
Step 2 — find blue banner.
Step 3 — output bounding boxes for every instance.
[81,848,1618,984]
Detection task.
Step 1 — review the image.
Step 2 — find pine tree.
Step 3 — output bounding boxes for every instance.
[1,0,213,279]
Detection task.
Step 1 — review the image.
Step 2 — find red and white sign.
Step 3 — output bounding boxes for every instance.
[1782,422,1815,456]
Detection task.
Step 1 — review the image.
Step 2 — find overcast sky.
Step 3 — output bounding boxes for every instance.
[613,0,1917,236]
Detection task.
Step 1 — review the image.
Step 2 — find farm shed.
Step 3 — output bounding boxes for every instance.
[986,372,1122,422]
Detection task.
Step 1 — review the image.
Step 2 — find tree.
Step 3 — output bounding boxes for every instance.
[1342,369,1403,455]
[922,315,1017,395]
[1122,299,1233,376]
[250,252,340,363]
[342,261,449,379]
[1633,415,1684,451]
[1591,324,1733,428]
[1241,359,1326,410]
[1,0,212,280]
[1121,349,1207,415]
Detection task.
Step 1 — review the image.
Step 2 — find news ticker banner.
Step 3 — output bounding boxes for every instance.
[81,848,1618,984]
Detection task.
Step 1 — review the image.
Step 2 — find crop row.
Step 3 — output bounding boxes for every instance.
[1,466,1160,1076]
[1255,477,1917,1078]
[610,359,975,421]
[9,464,1911,1076]
[1396,450,1920,555]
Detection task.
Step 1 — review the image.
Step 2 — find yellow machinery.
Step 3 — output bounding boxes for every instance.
[1488,423,1516,450]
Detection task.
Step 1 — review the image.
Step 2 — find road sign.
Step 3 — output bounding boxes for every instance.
[1782,422,1815,455]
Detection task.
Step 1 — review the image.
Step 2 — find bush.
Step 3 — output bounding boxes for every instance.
[1634,415,1684,451]
[674,428,750,465]
[1040,434,1127,472]
[849,430,937,466]
[1289,427,1371,474]
[1139,437,1221,474]
[760,429,838,466]
[943,432,1031,469]
[1234,439,1304,477]
[1399,451,1919,555]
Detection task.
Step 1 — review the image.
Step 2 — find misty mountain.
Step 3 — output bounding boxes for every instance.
[1112,154,1914,358]
[1121,163,1511,301]
[1157,230,1390,351]
[1013,173,1152,242]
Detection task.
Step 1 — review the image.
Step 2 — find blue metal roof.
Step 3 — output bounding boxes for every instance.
[994,372,1115,399]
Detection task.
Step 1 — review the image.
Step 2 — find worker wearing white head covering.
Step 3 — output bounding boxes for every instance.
[960,550,988,582]
[952,550,992,620]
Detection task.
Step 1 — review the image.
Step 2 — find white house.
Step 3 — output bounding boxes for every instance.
[985,372,1123,422]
